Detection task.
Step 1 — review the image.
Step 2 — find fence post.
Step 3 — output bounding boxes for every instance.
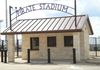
[94,37,97,57]
[73,48,76,64]
[27,49,30,63]
[47,48,51,63]
[4,49,7,63]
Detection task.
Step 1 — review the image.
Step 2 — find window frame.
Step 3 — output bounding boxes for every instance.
[64,36,73,47]
[30,37,39,50]
[47,36,56,47]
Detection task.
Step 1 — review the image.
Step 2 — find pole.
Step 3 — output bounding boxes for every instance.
[16,39,19,57]
[1,49,3,62]
[1,40,4,50]
[5,0,8,27]
[16,35,19,57]
[47,48,51,63]
[5,0,8,54]
[72,0,77,64]
[27,49,30,63]
[0,20,3,44]
[73,48,76,64]
[1,40,4,62]
[0,20,3,31]
[74,0,77,28]
[95,37,97,56]
[9,6,12,30]
[4,49,7,63]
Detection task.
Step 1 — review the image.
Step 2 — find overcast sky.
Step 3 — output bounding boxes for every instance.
[0,0,100,37]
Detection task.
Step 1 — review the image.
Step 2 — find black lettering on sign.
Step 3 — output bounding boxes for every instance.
[26,5,32,13]
[40,3,46,10]
[45,4,51,10]
[19,7,25,16]
[32,5,35,11]
[13,3,74,19]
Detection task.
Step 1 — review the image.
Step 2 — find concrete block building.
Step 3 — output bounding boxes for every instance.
[1,15,93,62]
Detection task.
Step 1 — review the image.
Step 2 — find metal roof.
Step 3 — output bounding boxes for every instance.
[2,15,93,34]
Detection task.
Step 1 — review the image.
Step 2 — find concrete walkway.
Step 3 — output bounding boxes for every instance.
[0,58,100,70]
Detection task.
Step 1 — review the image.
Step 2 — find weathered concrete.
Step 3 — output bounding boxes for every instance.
[0,58,100,70]
[7,35,15,62]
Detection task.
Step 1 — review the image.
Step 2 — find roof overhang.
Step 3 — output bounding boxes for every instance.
[1,29,82,35]
[1,15,93,35]
[87,16,94,35]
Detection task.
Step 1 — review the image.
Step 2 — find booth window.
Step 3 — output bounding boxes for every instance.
[64,36,73,46]
[47,36,56,47]
[30,37,39,50]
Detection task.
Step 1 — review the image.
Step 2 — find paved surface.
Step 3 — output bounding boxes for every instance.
[0,58,100,70]
[0,51,100,70]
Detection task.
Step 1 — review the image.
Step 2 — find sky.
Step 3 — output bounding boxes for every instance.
[0,0,100,37]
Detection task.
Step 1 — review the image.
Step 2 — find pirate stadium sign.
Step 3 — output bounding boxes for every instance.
[11,3,74,20]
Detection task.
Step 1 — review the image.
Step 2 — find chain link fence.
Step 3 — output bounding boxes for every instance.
[0,39,22,51]
[89,37,100,51]
[89,37,100,56]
